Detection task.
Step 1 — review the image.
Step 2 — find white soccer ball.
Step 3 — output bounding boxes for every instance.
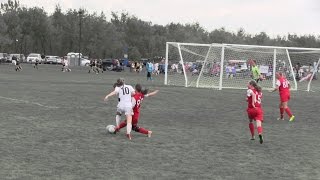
[106,125,116,134]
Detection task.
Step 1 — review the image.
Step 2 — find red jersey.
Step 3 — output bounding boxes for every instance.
[247,88,262,108]
[276,77,290,95]
[133,92,145,114]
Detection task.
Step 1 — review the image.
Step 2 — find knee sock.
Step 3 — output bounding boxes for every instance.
[257,126,263,135]
[280,107,284,118]
[285,107,293,117]
[116,121,127,131]
[115,115,121,126]
[138,127,149,135]
[249,123,255,137]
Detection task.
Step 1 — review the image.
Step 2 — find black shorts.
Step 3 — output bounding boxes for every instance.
[147,72,151,77]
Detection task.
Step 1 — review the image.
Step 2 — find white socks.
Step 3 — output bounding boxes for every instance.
[116,115,121,126]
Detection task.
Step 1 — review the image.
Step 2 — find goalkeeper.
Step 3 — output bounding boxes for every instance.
[249,59,263,83]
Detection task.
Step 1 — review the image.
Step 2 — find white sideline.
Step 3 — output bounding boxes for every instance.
[0,96,59,109]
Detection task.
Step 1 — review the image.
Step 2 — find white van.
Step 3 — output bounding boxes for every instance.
[27,53,42,63]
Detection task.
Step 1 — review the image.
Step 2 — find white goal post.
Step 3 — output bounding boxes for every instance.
[165,42,320,92]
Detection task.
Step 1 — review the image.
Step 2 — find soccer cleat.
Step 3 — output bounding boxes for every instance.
[126,134,132,140]
[289,115,295,122]
[277,117,284,121]
[259,134,263,144]
[250,136,255,140]
[148,131,152,138]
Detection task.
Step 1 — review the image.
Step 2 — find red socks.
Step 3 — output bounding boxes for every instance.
[280,107,284,118]
[249,123,255,137]
[281,107,293,118]
[285,107,293,117]
[257,126,263,135]
[249,123,263,136]
[116,121,127,131]
[138,127,149,135]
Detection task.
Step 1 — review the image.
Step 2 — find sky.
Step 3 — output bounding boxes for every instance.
[3,0,320,37]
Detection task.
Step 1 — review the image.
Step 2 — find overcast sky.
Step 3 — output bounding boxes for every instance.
[3,0,320,37]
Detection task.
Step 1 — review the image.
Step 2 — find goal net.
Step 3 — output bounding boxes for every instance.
[165,42,320,92]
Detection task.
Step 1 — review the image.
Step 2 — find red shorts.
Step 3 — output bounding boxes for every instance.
[247,107,264,121]
[280,93,290,102]
[132,113,140,125]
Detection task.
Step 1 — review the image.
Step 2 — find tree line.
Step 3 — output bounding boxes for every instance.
[0,0,319,60]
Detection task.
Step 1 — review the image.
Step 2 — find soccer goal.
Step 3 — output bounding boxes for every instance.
[165,42,320,92]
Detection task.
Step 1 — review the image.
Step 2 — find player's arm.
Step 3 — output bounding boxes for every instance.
[130,86,136,96]
[145,90,159,97]
[270,86,278,92]
[104,87,119,101]
[270,80,280,92]
[251,91,256,108]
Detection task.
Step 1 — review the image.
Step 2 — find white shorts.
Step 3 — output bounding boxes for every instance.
[117,106,133,116]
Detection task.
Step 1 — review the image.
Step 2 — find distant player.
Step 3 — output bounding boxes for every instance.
[299,72,312,82]
[62,58,71,72]
[270,72,295,121]
[115,84,159,138]
[246,80,264,144]
[34,59,39,69]
[104,78,135,140]
[15,59,22,71]
[146,61,154,81]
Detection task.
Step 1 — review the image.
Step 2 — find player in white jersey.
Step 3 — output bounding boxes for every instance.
[62,58,71,72]
[104,78,135,140]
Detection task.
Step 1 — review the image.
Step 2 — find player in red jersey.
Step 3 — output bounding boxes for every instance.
[246,80,264,144]
[114,84,159,138]
[270,72,295,122]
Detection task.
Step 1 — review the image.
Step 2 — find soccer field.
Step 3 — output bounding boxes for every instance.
[1,64,320,180]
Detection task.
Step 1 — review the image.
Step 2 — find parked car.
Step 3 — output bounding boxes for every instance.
[0,53,8,63]
[80,58,90,66]
[27,53,42,63]
[45,56,62,64]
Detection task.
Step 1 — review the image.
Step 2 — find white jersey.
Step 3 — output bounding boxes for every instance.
[64,59,69,66]
[114,84,135,107]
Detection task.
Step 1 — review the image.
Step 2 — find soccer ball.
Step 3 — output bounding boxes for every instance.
[106,125,116,134]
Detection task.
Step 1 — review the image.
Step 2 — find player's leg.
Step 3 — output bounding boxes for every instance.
[132,124,151,135]
[125,108,133,140]
[278,102,285,120]
[247,108,255,140]
[283,101,295,122]
[115,112,121,127]
[256,120,263,144]
[255,108,264,144]
[115,120,127,133]
[147,72,150,81]
[248,119,255,140]
[132,116,152,137]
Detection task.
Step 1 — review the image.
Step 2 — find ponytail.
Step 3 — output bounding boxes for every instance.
[142,88,149,95]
